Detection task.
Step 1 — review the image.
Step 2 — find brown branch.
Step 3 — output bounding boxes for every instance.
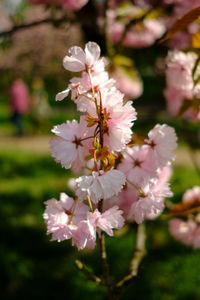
[0,16,69,38]
[163,206,200,219]
[116,223,146,288]
[97,89,110,285]
[74,260,102,284]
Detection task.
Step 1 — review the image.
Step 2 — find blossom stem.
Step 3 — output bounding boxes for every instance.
[87,68,99,113]
[80,135,96,142]
[69,197,79,224]
[98,89,104,149]
[77,93,94,101]
[116,223,146,287]
[74,260,102,284]
[127,179,146,198]
[94,125,100,137]
[95,89,110,285]
[87,196,94,212]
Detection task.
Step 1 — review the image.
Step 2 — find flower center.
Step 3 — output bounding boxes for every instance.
[149,140,156,148]
[133,159,142,167]
[72,136,83,149]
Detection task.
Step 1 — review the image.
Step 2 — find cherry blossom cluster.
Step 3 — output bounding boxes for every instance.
[44,41,177,250]
[106,5,166,48]
[105,0,200,50]
[164,50,200,121]
[114,125,177,224]
[110,61,143,100]
[169,186,200,248]
[28,0,88,11]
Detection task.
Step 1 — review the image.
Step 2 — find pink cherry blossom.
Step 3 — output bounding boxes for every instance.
[28,0,89,11]
[174,0,200,17]
[89,206,124,236]
[87,88,137,151]
[166,50,197,97]
[43,193,89,242]
[61,0,88,11]
[129,178,173,224]
[165,50,200,120]
[169,218,197,247]
[44,40,179,253]
[49,117,91,172]
[169,186,200,248]
[118,145,157,185]
[63,42,104,73]
[28,0,53,4]
[112,67,143,99]
[72,219,96,250]
[167,31,192,50]
[108,21,124,44]
[75,169,126,204]
[107,8,166,48]
[164,87,184,116]
[64,71,115,112]
[112,186,138,220]
[72,206,124,250]
[145,124,177,167]
[157,165,172,186]
[122,19,166,48]
[183,186,200,203]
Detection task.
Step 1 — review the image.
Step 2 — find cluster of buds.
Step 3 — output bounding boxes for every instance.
[164,50,200,121]
[43,42,177,250]
[169,186,200,248]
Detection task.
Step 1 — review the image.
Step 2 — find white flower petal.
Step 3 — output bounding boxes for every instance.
[56,88,70,101]
[85,42,101,66]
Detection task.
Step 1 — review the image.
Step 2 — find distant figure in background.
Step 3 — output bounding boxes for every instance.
[10,78,29,136]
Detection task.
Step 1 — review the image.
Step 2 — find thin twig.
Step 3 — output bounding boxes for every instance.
[163,206,200,220]
[98,89,110,284]
[74,260,102,284]
[116,223,146,288]
[0,16,69,38]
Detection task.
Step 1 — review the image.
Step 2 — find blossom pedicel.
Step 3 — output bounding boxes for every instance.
[44,41,177,250]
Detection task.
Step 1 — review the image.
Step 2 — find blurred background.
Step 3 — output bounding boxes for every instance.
[0,0,200,299]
